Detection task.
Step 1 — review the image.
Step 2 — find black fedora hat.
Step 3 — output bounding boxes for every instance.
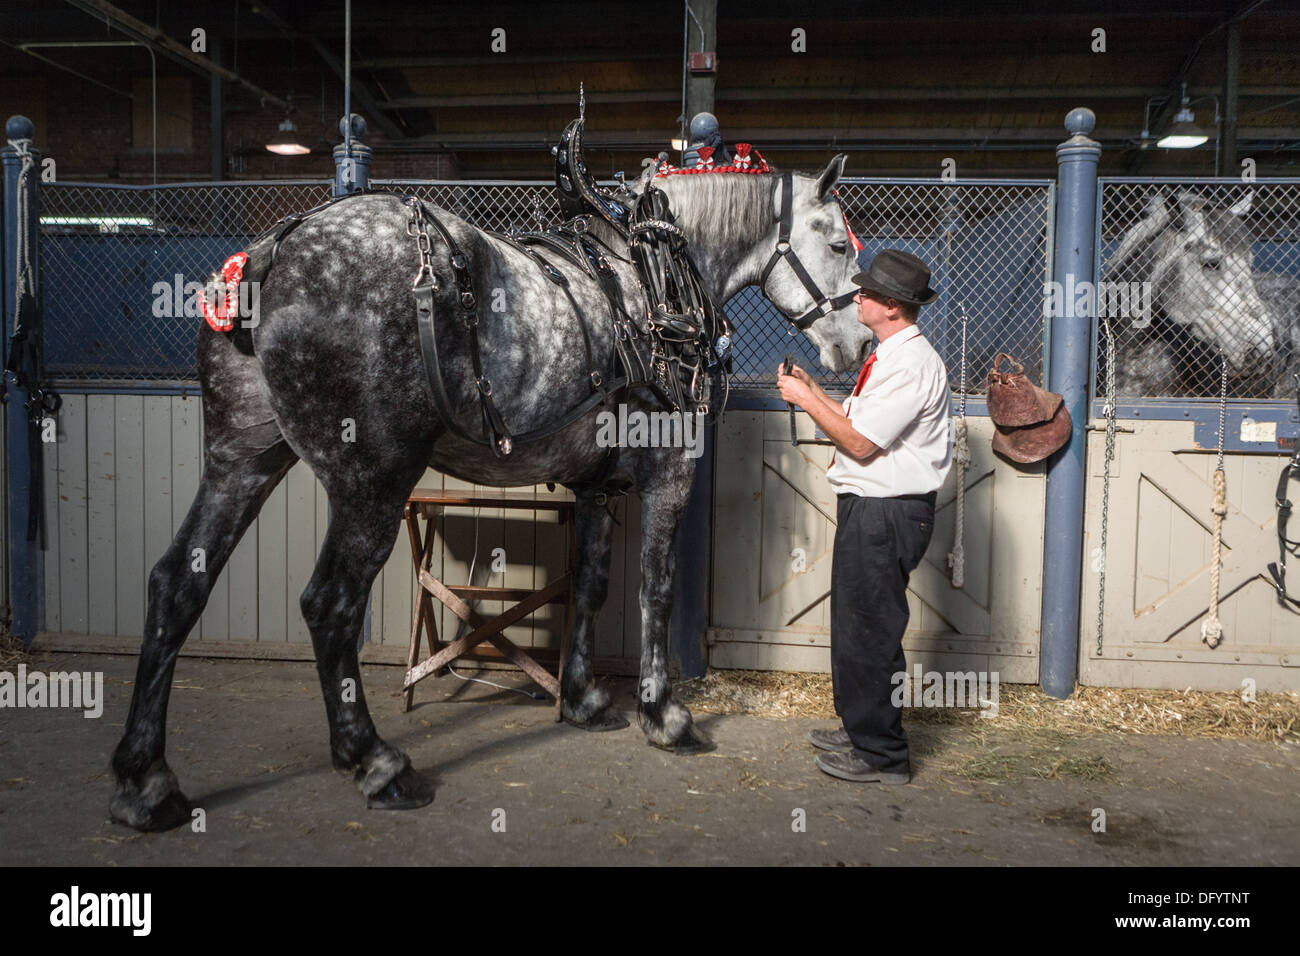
[851,249,939,306]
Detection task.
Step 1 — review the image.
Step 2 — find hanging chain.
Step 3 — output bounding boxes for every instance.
[947,303,970,588]
[1096,316,1118,657]
[1215,352,1229,474]
[405,197,439,292]
[957,302,968,419]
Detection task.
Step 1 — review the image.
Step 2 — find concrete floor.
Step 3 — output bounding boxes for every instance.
[1,652,1297,866]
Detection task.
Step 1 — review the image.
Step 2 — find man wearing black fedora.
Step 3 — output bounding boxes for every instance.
[777,249,953,784]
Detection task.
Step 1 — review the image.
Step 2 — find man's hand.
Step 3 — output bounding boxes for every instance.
[777,363,813,407]
[778,361,881,463]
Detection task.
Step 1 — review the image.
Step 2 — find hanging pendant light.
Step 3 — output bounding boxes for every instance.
[267,115,310,155]
[1157,83,1208,149]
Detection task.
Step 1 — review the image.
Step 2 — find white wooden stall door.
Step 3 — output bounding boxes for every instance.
[39,394,639,669]
[709,409,1044,680]
[1080,420,1300,691]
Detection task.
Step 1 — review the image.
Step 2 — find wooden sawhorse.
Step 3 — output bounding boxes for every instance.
[401,489,575,716]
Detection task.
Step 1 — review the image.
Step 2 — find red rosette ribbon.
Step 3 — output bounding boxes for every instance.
[201,251,249,332]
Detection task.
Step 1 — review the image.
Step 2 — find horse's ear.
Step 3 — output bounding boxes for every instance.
[816,154,848,203]
[1228,190,1254,218]
[1174,189,1208,218]
[1109,192,1171,272]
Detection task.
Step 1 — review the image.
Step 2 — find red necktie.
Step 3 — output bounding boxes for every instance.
[851,352,878,397]
[831,352,878,469]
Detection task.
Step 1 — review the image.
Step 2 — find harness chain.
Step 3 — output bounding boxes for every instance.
[947,303,970,589]
[1096,315,1118,657]
[1201,354,1230,649]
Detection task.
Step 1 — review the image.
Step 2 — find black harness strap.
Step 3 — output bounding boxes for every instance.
[5,285,60,546]
[1266,454,1300,609]
[759,171,858,331]
[416,206,518,456]
[500,228,619,401]
[412,282,481,448]
[410,199,640,456]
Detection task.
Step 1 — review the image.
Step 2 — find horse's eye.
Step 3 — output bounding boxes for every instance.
[1201,257,1221,272]
[830,241,848,255]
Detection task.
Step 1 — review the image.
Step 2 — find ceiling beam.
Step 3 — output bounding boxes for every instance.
[246,1,407,140]
[375,85,1300,110]
[61,0,294,112]
[383,125,1298,147]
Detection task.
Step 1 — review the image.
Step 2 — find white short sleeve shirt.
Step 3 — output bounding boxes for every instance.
[826,327,954,498]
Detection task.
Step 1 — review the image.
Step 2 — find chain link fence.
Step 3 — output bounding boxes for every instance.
[1097,179,1300,401]
[40,181,334,383]
[372,180,562,233]
[39,177,1051,391]
[724,179,1054,393]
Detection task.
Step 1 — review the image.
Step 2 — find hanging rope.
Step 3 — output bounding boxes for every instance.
[947,303,970,588]
[5,133,59,548]
[1201,353,1230,650]
[7,136,35,332]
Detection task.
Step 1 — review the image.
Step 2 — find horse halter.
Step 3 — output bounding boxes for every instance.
[759,172,859,332]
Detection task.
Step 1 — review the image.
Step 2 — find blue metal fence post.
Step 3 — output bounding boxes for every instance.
[670,418,713,679]
[3,116,43,646]
[333,114,371,197]
[1040,108,1101,699]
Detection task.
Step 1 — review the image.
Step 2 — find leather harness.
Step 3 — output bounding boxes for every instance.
[1266,376,1300,609]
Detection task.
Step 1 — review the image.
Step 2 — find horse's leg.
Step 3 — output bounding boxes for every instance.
[560,490,630,731]
[302,484,433,810]
[110,442,297,831]
[635,447,711,753]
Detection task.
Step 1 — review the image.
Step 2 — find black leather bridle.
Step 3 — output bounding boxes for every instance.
[759,172,859,332]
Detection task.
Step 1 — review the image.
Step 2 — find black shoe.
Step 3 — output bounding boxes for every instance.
[815,751,911,784]
[807,727,853,753]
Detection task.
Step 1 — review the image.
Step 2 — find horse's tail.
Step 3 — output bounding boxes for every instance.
[200,232,279,333]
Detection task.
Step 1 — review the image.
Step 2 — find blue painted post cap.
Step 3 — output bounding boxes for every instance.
[1064,108,1096,136]
[5,115,34,140]
[338,114,366,139]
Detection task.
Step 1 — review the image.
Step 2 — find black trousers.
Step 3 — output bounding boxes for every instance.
[830,492,935,773]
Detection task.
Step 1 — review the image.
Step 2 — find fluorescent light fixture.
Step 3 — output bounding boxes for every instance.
[266,116,310,155]
[40,216,154,232]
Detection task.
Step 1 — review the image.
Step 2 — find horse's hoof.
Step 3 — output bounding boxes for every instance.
[649,725,715,756]
[563,709,630,733]
[365,765,434,811]
[110,777,194,833]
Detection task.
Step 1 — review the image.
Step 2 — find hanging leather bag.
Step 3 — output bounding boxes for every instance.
[986,353,1073,464]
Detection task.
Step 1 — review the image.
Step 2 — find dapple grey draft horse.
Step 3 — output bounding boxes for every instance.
[1105,189,1300,399]
[110,155,870,830]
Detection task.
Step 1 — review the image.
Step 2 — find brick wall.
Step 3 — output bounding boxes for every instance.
[3,57,459,184]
